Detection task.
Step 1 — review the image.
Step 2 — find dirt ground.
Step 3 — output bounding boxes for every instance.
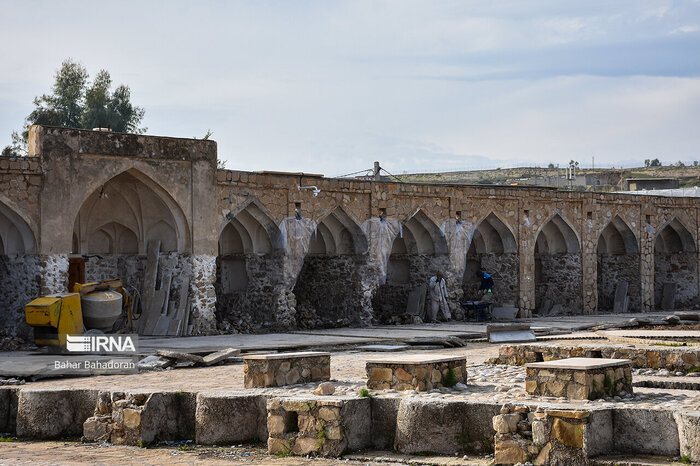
[23,343,499,392]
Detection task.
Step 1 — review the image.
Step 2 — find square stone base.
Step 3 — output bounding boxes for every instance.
[366,355,467,391]
[526,358,632,400]
[244,352,330,388]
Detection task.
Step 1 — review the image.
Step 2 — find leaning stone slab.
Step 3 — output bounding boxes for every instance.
[267,395,371,457]
[137,355,175,371]
[243,352,330,388]
[155,350,204,364]
[366,354,466,391]
[526,357,632,400]
[16,388,98,439]
[613,407,679,456]
[83,390,196,445]
[203,347,240,366]
[195,391,270,445]
[675,411,700,463]
[394,398,499,455]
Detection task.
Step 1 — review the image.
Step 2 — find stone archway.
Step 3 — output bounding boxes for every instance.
[654,218,698,310]
[372,209,449,324]
[597,216,640,312]
[72,169,190,294]
[216,200,284,332]
[293,206,369,328]
[534,213,581,314]
[462,213,519,305]
[0,200,40,335]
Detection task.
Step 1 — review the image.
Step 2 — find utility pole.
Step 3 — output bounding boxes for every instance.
[373,161,381,181]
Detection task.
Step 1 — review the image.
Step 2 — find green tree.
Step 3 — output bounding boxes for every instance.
[649,158,661,167]
[3,59,145,155]
[644,159,650,167]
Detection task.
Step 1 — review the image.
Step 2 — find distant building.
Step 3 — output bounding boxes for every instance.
[625,178,679,191]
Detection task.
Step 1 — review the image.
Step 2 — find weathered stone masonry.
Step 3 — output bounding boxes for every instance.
[2,126,700,337]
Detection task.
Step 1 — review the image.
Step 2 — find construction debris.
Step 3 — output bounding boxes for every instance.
[155,350,204,364]
[203,348,241,366]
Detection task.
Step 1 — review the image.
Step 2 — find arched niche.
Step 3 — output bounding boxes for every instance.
[73,170,189,255]
[596,215,640,312]
[215,200,284,331]
[293,206,369,328]
[534,213,582,314]
[462,213,519,304]
[653,217,698,310]
[0,200,36,255]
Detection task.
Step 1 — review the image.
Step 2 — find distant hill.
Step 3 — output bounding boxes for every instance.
[395,165,700,191]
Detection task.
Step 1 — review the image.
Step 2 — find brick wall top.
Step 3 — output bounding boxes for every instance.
[216,169,700,209]
[28,125,217,163]
[0,156,42,174]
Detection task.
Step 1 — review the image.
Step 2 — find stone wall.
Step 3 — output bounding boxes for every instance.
[6,126,700,336]
[372,254,451,324]
[535,253,582,314]
[462,253,519,305]
[654,251,698,309]
[496,343,700,372]
[0,255,40,345]
[293,255,369,328]
[215,253,285,332]
[366,357,467,391]
[597,254,641,312]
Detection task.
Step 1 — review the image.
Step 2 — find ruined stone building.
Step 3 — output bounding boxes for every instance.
[1,126,698,339]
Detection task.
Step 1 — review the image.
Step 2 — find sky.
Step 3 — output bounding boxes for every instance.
[1,1,700,175]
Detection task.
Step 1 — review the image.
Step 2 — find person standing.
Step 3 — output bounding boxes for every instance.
[427,271,451,322]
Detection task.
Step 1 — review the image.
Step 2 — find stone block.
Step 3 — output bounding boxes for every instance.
[394,399,499,455]
[370,397,400,449]
[16,388,98,439]
[266,396,370,457]
[244,352,330,388]
[551,418,583,448]
[493,413,520,434]
[0,387,18,434]
[613,408,679,456]
[196,392,269,445]
[495,436,529,465]
[366,355,467,391]
[83,391,196,445]
[526,358,632,400]
[675,411,700,463]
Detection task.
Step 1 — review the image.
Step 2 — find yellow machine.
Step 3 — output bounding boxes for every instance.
[25,293,84,347]
[25,279,134,348]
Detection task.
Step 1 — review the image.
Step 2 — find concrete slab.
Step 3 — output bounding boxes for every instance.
[489,330,536,343]
[527,357,631,370]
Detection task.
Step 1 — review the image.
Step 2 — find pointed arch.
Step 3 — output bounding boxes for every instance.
[535,213,580,254]
[310,206,368,255]
[597,215,639,255]
[401,209,448,255]
[654,217,696,253]
[471,212,517,254]
[219,198,283,255]
[73,169,190,254]
[0,199,36,255]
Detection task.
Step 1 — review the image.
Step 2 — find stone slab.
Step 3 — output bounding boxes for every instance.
[358,345,409,352]
[489,329,536,343]
[16,388,98,439]
[155,350,204,364]
[243,351,330,360]
[491,307,519,320]
[526,357,631,370]
[202,348,240,365]
[365,354,467,365]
